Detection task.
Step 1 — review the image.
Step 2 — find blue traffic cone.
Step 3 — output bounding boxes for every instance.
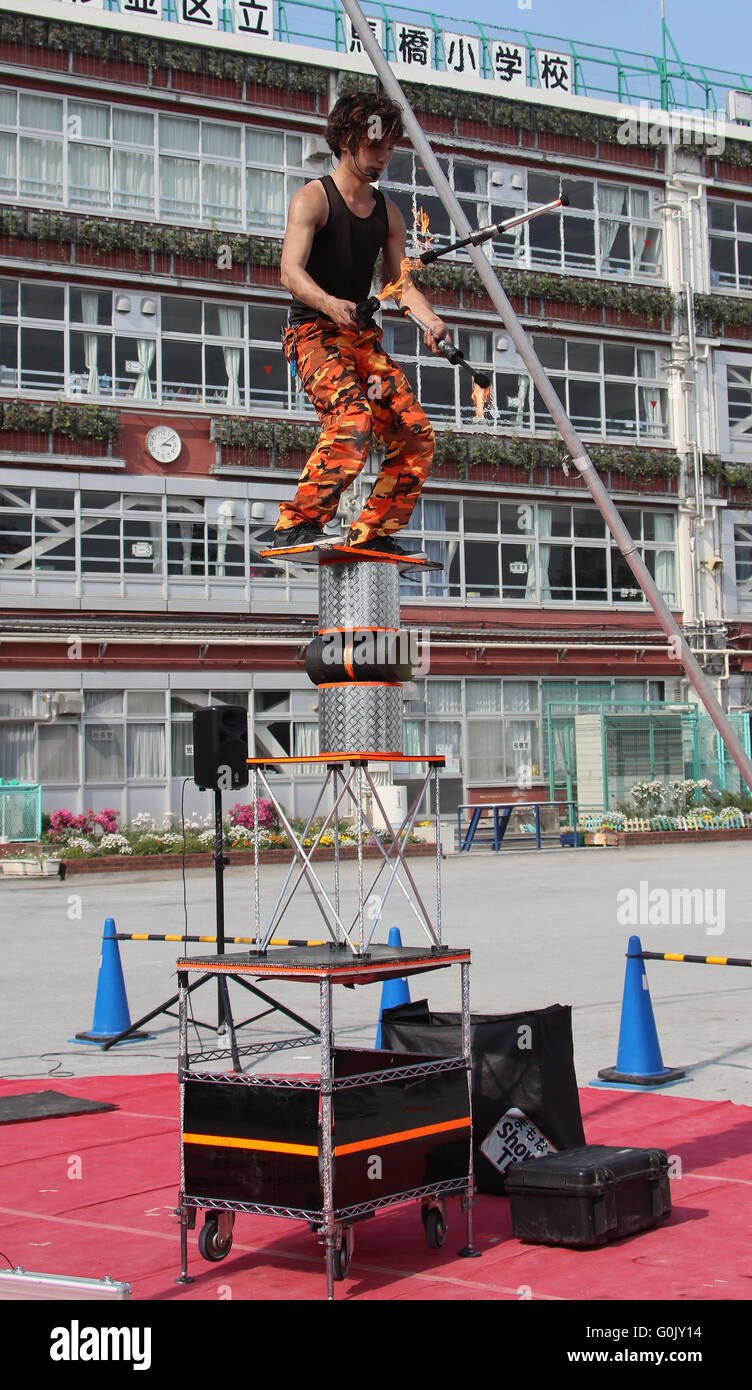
[73,918,152,1046]
[592,935,684,1089]
[375,927,411,1048]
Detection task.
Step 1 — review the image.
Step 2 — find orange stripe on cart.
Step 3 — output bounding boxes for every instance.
[183,1133,318,1157]
[334,1116,471,1156]
[183,1116,470,1159]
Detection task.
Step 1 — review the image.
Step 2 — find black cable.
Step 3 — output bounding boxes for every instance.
[0,1251,14,1269]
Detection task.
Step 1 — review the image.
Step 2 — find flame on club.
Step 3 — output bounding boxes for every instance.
[416,205,432,246]
[377,255,420,305]
[378,206,433,304]
[472,381,491,420]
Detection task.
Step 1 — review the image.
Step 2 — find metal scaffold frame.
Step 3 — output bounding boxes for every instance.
[248,755,444,955]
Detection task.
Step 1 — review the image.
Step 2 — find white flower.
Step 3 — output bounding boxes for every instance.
[99,834,133,855]
[65,836,96,853]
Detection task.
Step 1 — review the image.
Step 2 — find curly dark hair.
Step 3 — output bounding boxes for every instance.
[325,92,404,157]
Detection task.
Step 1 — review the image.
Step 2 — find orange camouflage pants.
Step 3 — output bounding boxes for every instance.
[275,318,434,543]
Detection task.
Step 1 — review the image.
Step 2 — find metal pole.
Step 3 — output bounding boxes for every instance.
[338,0,752,796]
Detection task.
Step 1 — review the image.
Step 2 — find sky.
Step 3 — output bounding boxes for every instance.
[447,0,751,78]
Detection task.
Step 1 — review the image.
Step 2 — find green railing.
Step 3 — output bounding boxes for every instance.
[0,781,42,843]
[97,1,752,115]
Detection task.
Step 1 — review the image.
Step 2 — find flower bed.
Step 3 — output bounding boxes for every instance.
[1,801,426,873]
[578,807,752,847]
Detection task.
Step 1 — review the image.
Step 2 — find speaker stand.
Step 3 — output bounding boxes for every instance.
[102,784,319,1056]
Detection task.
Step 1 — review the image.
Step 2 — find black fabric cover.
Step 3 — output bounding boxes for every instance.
[0,1091,117,1125]
[380,1002,585,1194]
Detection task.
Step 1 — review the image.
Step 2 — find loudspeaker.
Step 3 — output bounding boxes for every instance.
[192,705,249,791]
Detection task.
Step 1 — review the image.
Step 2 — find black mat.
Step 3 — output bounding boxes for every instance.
[0,1090,117,1125]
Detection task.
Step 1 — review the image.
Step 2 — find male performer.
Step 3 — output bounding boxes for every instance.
[271,92,448,557]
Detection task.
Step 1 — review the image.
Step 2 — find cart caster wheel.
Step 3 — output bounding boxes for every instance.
[198,1217,233,1262]
[332,1244,350,1281]
[424,1206,447,1249]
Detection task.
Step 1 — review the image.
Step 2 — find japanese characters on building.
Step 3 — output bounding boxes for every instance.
[52,1,573,93]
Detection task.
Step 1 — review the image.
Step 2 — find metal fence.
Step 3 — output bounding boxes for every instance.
[0,781,42,843]
[546,701,752,810]
[101,1,752,115]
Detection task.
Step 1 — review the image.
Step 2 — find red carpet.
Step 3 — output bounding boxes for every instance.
[0,1074,750,1302]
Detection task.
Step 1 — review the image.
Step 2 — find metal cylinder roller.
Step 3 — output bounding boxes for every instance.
[318,683,403,757]
[311,556,410,755]
[318,557,400,630]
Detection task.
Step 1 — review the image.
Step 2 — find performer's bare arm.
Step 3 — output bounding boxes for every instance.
[382,199,448,353]
[280,183,359,329]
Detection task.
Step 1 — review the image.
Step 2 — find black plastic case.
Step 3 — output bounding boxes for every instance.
[506,1144,671,1248]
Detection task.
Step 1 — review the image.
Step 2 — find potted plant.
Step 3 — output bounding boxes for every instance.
[559,824,577,847]
[2,852,39,875]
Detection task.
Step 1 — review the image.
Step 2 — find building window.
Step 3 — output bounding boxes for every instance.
[401,497,677,605]
[382,158,663,279]
[735,524,752,601]
[0,277,290,411]
[709,199,752,291]
[38,724,80,783]
[381,323,669,437]
[0,87,306,232]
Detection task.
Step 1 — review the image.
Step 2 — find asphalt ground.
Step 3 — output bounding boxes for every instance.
[2,841,751,1104]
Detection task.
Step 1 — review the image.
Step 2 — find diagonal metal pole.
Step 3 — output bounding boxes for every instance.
[339,0,752,794]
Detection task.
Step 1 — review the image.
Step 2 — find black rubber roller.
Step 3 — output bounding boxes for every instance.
[306,629,419,684]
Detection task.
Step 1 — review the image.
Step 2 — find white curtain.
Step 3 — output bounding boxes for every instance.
[178,521,196,575]
[653,512,675,600]
[247,131,284,164]
[421,499,449,598]
[213,500,234,577]
[464,331,489,363]
[127,723,166,780]
[134,339,155,400]
[113,150,154,214]
[293,722,319,756]
[113,109,153,146]
[505,681,536,712]
[0,132,15,195]
[160,155,199,218]
[631,223,649,275]
[0,723,34,780]
[81,292,100,394]
[637,350,664,437]
[598,185,626,270]
[69,144,109,207]
[538,505,553,601]
[246,169,285,228]
[218,305,242,407]
[19,137,62,199]
[466,680,501,713]
[0,691,32,717]
[426,682,461,714]
[203,163,241,225]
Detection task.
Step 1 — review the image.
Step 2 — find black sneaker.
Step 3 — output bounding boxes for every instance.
[271,523,327,549]
[346,534,424,559]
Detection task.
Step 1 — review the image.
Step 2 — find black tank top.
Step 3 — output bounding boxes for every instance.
[288,174,389,327]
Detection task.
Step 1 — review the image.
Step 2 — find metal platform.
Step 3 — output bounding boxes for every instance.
[245,754,446,955]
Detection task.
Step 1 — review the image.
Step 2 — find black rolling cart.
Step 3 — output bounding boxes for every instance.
[176,942,476,1300]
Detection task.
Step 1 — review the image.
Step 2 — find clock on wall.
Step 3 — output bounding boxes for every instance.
[146,425,182,464]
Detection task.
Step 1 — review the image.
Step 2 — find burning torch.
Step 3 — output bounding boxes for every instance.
[354,297,491,389]
[416,195,569,264]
